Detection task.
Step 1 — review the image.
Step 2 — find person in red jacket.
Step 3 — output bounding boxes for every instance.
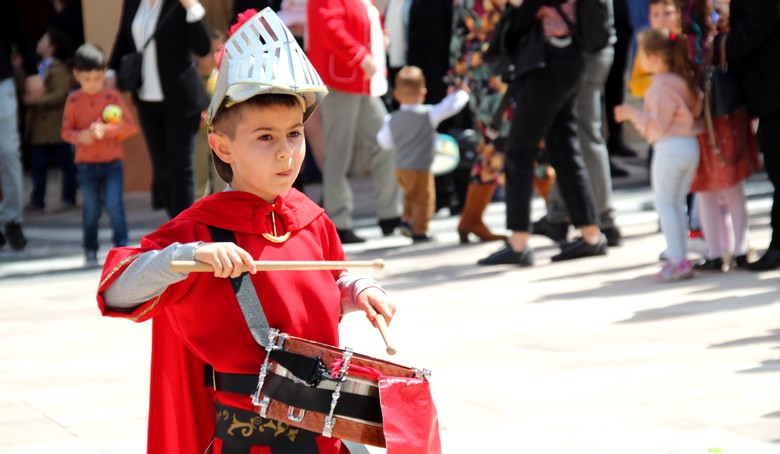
[307,0,401,243]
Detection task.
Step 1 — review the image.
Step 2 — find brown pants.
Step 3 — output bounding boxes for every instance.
[395,169,435,236]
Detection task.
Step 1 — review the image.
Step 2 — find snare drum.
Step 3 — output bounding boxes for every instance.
[215,331,434,448]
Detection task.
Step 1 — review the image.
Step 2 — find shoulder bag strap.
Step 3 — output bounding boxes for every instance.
[139,2,179,52]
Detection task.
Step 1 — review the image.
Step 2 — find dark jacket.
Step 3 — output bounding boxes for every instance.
[726,0,780,118]
[0,1,37,81]
[26,60,71,144]
[109,0,211,116]
[407,0,452,105]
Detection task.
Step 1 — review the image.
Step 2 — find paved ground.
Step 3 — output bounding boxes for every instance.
[2,157,779,453]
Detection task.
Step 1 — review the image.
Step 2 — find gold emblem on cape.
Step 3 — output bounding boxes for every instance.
[262,209,291,243]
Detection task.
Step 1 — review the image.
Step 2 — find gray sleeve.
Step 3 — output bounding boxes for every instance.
[102,242,202,309]
[336,274,386,315]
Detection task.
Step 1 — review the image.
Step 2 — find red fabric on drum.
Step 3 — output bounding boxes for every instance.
[379,376,442,454]
[331,359,381,380]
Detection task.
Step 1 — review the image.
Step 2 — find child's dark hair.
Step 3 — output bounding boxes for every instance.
[210,94,303,183]
[46,27,73,62]
[638,27,698,96]
[72,43,106,71]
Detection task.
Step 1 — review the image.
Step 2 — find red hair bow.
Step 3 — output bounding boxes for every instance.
[669,32,678,42]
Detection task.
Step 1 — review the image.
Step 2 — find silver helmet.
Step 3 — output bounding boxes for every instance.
[206,7,327,126]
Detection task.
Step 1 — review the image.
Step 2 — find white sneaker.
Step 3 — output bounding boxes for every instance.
[655,259,696,282]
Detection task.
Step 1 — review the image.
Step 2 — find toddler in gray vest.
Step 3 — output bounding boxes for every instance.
[377,66,469,242]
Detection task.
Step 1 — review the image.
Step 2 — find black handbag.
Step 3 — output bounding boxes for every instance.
[484,7,546,84]
[116,6,176,92]
[707,35,745,118]
[117,51,145,92]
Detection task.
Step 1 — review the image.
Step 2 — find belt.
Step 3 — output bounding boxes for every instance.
[213,352,383,424]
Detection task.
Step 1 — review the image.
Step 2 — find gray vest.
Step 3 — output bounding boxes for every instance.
[389,106,436,171]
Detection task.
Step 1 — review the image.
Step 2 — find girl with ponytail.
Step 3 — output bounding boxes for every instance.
[614,27,704,281]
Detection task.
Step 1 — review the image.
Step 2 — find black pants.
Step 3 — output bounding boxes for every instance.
[757,112,780,250]
[604,0,633,147]
[504,44,599,232]
[136,100,200,219]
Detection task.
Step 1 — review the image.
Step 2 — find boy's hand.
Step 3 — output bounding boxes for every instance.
[194,242,257,278]
[90,122,107,140]
[77,129,95,145]
[356,287,396,327]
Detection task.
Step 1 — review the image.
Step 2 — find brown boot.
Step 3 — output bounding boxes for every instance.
[457,183,506,243]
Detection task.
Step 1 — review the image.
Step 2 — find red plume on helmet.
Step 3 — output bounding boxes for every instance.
[215,9,259,67]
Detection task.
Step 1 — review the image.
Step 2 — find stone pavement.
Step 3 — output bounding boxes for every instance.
[1,167,780,453]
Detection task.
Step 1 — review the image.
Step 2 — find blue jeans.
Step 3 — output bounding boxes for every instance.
[30,143,77,208]
[652,136,700,263]
[77,161,128,252]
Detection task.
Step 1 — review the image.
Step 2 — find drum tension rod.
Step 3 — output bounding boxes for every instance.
[322,348,353,438]
[252,329,286,417]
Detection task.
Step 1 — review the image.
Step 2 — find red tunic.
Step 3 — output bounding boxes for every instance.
[97,190,348,454]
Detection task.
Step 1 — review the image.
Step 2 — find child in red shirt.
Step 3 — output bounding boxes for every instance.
[61,43,137,266]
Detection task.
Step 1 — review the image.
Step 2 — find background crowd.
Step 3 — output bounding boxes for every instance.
[0,0,778,278]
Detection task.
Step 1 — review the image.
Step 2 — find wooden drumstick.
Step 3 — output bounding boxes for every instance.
[374,314,397,355]
[170,259,384,273]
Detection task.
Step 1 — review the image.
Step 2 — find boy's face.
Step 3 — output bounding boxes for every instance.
[649,3,681,32]
[209,103,305,202]
[73,69,106,94]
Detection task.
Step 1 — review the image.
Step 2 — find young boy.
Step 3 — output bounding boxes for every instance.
[61,43,137,267]
[96,9,395,454]
[25,28,76,213]
[377,65,469,242]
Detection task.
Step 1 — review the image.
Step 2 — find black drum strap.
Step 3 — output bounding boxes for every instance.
[208,226,271,348]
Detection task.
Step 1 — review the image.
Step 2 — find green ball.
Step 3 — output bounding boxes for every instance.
[102,104,123,124]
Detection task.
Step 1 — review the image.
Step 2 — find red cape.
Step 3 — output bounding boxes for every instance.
[97,190,347,453]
